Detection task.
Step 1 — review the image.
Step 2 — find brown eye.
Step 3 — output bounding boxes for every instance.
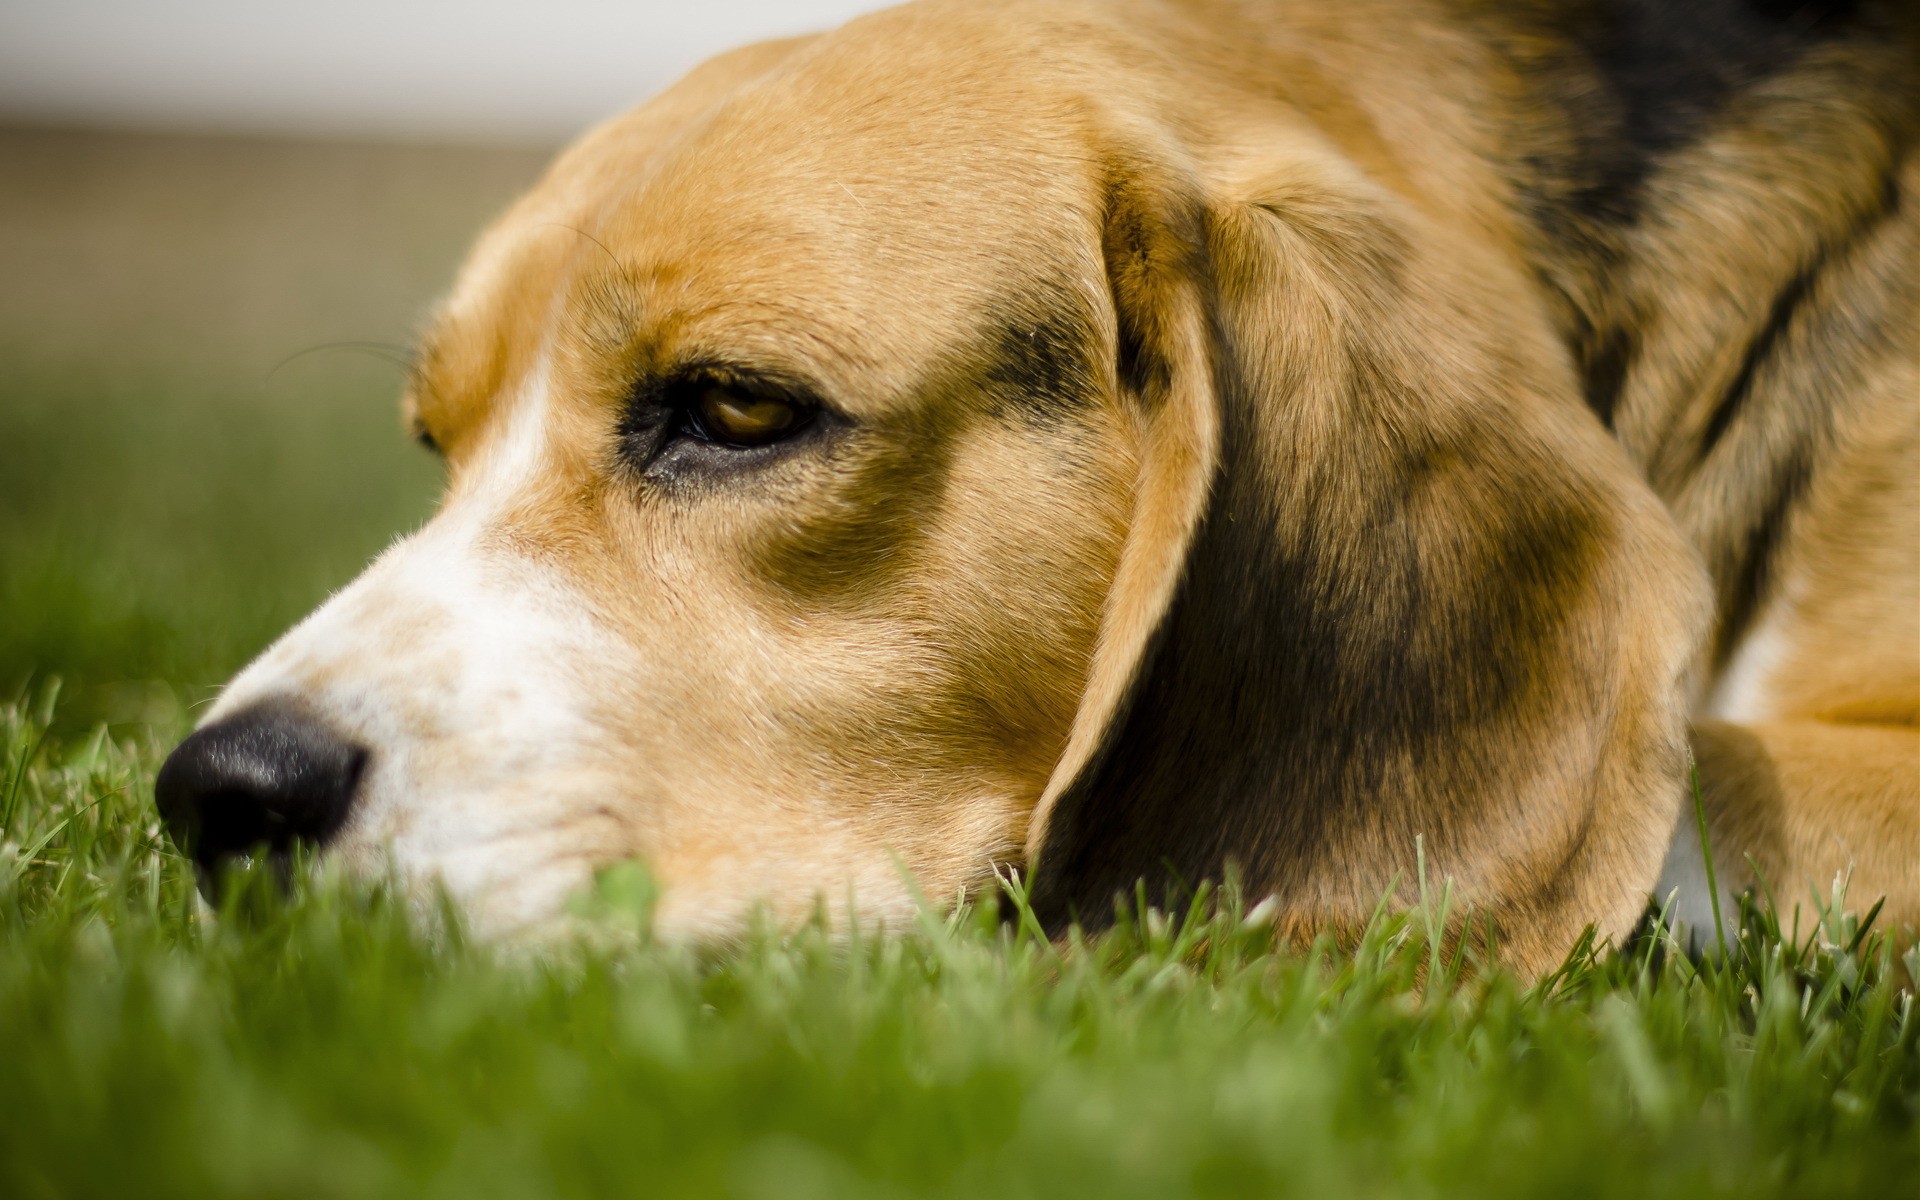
[691,386,809,447]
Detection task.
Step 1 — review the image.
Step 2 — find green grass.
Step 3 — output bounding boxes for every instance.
[2,690,1917,1199]
[0,352,440,709]
[1,127,1915,1199]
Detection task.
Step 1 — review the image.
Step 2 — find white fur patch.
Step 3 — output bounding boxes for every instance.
[1704,589,1797,724]
[208,359,632,934]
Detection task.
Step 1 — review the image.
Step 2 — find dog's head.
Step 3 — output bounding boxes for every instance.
[157,3,1706,968]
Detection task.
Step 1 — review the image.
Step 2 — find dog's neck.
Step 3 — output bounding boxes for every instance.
[1466,0,1912,479]
[1182,0,1909,682]
[1441,0,1913,670]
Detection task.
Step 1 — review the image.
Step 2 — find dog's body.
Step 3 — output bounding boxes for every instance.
[156,0,1918,973]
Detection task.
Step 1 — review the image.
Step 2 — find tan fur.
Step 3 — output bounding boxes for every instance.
[206,0,1914,966]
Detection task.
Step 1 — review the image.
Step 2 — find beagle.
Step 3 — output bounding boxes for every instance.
[156,0,1919,974]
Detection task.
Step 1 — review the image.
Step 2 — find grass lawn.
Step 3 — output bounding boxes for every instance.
[1,127,1915,1199]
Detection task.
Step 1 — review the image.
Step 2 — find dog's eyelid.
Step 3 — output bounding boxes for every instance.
[636,365,838,435]
[653,363,831,412]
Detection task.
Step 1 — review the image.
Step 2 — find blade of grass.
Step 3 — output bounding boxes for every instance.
[1690,757,1729,960]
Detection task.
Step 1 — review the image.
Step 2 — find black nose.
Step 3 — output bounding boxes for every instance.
[155,702,366,880]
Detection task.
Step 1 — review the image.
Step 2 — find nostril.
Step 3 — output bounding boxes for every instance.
[155,701,366,878]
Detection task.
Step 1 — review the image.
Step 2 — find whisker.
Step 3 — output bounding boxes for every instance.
[266,340,416,385]
[546,221,625,274]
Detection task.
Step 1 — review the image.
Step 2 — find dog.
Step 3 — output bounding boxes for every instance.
[155,0,1918,974]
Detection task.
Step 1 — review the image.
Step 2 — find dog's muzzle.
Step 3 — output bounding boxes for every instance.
[155,701,366,888]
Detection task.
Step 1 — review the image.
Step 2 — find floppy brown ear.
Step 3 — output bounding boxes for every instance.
[1025,139,1710,975]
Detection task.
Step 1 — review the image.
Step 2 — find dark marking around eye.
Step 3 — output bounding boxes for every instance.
[982,309,1100,424]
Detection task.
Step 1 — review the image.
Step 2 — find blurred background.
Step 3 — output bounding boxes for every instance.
[0,1,883,732]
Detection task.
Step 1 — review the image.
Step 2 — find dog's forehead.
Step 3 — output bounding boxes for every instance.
[416,15,1108,432]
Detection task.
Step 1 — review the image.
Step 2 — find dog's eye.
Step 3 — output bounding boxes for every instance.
[686,385,812,448]
[623,373,831,480]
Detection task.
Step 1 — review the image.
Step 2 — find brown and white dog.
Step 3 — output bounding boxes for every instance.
[156,0,1918,974]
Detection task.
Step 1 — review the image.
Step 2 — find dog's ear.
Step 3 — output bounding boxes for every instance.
[1025,140,1709,973]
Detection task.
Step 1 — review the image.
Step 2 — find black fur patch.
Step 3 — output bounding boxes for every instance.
[980,309,1101,423]
[1696,260,1821,462]
[1714,446,1812,669]
[1508,0,1866,231]
[1697,170,1902,466]
[1581,323,1636,428]
[1472,0,1891,421]
[1701,172,1904,664]
[1571,0,1859,223]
